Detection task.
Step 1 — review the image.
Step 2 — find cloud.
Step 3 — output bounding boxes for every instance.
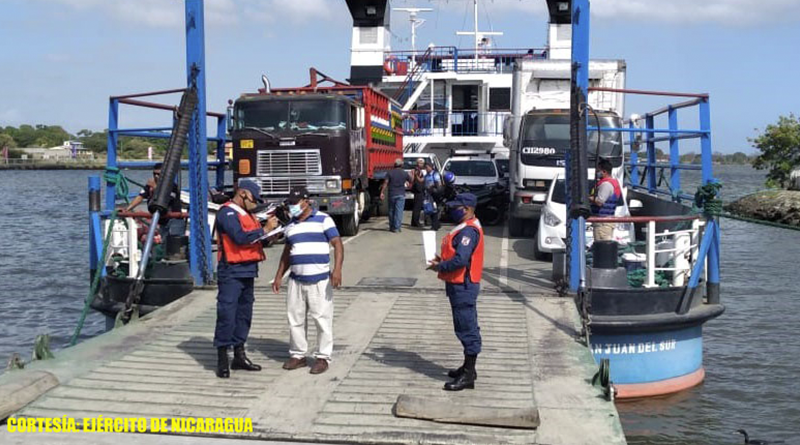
[404,0,800,26]
[34,0,344,28]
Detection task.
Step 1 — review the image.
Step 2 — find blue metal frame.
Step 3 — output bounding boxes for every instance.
[572,0,719,294]
[94,0,227,286]
[567,0,590,292]
[186,0,213,284]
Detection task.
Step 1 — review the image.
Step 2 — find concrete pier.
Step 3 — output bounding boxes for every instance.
[0,217,625,444]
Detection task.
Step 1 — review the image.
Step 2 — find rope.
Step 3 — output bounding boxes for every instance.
[103,167,131,204]
[69,208,119,346]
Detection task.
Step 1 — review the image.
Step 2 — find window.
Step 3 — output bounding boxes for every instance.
[489,88,511,111]
[445,160,497,177]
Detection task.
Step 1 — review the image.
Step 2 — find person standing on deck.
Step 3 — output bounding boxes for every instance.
[214,179,278,378]
[272,187,344,375]
[380,158,411,233]
[423,162,443,230]
[589,159,622,242]
[427,193,484,391]
[410,158,426,227]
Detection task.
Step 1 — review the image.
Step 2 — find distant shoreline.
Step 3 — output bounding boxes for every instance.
[0,162,106,170]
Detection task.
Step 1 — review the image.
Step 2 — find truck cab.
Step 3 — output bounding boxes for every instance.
[231,81,403,236]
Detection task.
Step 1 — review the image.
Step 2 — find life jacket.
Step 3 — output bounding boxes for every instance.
[217,202,266,264]
[591,176,622,217]
[438,218,484,284]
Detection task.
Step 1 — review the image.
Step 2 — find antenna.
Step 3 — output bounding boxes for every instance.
[456,0,503,64]
[393,7,433,66]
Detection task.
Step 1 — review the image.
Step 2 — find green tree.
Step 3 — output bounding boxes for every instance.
[0,133,16,150]
[751,114,800,188]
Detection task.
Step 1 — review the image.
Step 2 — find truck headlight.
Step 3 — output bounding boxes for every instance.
[325,179,340,191]
[543,207,562,227]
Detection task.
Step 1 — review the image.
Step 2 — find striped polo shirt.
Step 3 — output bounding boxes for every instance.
[285,210,340,283]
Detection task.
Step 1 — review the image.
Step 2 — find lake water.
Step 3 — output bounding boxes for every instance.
[0,166,797,444]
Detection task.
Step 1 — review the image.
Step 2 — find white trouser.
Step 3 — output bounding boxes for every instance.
[287,278,334,361]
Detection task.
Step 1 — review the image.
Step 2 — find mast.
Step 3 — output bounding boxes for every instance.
[456,0,502,65]
[393,7,432,66]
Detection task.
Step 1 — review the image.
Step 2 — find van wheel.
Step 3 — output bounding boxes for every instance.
[508,217,524,237]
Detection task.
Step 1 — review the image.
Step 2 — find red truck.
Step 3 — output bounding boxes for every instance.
[231,69,403,235]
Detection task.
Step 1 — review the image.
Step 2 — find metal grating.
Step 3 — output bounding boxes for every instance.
[256,149,322,176]
[257,177,328,195]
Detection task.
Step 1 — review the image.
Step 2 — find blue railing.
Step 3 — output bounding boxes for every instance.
[402,111,509,137]
[587,88,712,203]
[385,47,546,75]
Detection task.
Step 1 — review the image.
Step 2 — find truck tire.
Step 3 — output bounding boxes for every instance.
[338,197,360,236]
[359,191,371,222]
[508,216,525,237]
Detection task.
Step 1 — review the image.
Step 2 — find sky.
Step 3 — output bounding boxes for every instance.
[1,0,799,153]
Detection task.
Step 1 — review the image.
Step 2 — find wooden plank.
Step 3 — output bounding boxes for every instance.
[393,394,539,429]
[0,371,59,420]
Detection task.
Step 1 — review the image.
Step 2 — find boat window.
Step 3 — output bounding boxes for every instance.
[445,160,497,177]
[236,100,348,133]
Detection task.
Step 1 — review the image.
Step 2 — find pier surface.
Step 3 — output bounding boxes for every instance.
[0,217,625,444]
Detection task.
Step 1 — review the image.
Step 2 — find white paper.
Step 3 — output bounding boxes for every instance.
[422,230,437,266]
[251,226,285,244]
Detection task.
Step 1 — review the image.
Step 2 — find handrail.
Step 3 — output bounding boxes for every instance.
[588,214,700,224]
[587,87,708,99]
[113,211,189,219]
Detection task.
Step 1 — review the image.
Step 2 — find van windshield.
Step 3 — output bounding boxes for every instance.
[551,179,597,205]
[520,114,622,167]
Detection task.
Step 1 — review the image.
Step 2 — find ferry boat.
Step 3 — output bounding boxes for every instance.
[84,0,724,399]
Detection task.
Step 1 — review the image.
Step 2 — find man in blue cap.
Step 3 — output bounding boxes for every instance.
[214,179,278,378]
[427,193,484,391]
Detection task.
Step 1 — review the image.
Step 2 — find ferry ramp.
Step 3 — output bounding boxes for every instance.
[0,215,625,444]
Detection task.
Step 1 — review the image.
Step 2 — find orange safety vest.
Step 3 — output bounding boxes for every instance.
[438,218,484,284]
[217,202,266,264]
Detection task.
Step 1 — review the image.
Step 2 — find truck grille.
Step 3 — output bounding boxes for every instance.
[256,149,322,176]
[256,177,331,195]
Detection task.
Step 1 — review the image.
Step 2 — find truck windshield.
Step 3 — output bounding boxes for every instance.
[446,160,497,177]
[520,114,622,167]
[236,100,348,132]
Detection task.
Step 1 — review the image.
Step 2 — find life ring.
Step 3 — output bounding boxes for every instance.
[384,57,397,75]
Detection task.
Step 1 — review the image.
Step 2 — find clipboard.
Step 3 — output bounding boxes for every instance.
[422,230,437,266]
[251,226,285,244]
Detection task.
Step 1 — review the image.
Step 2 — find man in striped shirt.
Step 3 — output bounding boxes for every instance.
[272,187,344,375]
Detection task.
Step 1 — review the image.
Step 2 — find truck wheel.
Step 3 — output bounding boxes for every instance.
[359,191,371,222]
[508,217,525,237]
[338,198,360,236]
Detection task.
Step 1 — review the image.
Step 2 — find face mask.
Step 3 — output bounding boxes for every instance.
[449,207,467,222]
[289,204,303,218]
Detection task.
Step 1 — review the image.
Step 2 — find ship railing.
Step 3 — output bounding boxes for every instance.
[588,214,705,288]
[384,47,546,75]
[401,110,509,137]
[100,211,188,278]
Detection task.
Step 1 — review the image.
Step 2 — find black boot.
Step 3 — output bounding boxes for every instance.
[216,347,230,378]
[447,355,479,381]
[444,354,476,391]
[231,344,261,371]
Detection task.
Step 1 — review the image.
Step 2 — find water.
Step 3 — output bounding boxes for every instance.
[0,166,797,444]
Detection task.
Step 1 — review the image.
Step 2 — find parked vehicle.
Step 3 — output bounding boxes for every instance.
[535,174,633,261]
[505,58,626,237]
[231,69,403,236]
